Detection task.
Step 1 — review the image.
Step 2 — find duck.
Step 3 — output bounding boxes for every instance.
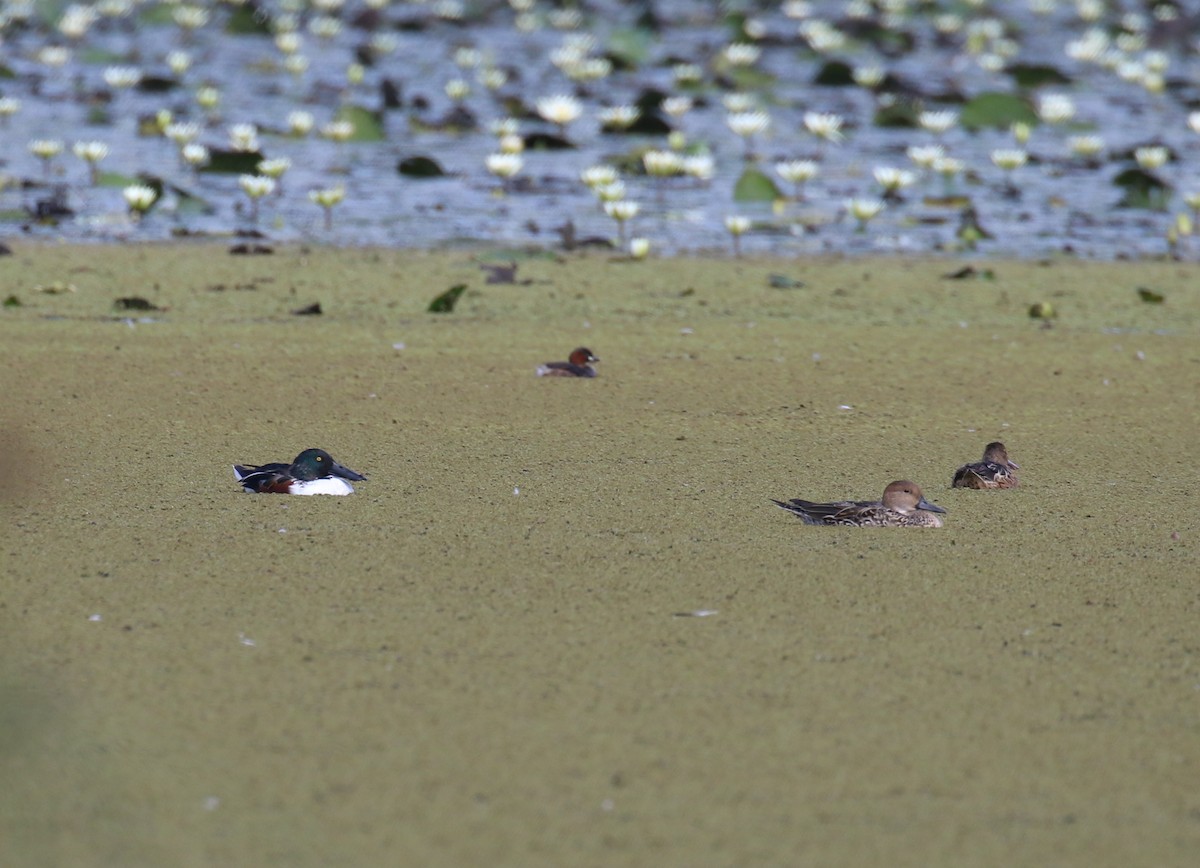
[773,480,947,527]
[536,347,598,378]
[234,448,366,495]
[951,441,1019,489]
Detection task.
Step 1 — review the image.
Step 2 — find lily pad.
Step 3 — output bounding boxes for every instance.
[959,92,1038,131]
[428,284,467,313]
[733,167,782,203]
[606,27,653,69]
[813,60,855,87]
[1113,168,1171,210]
[397,156,446,178]
[201,149,265,174]
[225,2,272,35]
[873,96,921,128]
[1007,64,1072,90]
[335,104,385,142]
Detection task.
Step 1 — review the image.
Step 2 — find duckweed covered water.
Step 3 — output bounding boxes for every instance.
[1,244,1198,865]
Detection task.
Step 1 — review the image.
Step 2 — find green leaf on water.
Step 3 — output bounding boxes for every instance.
[1007,63,1072,90]
[813,60,854,86]
[397,156,446,178]
[733,167,781,203]
[225,2,272,34]
[606,28,653,69]
[1113,168,1171,210]
[201,149,265,174]
[428,284,468,313]
[959,92,1038,130]
[335,105,385,142]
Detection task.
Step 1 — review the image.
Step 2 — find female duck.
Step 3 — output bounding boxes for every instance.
[773,480,947,527]
[951,441,1019,489]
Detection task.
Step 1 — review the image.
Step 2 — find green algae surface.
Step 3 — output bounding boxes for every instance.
[2,245,1198,866]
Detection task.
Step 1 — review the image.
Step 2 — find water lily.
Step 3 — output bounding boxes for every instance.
[990,148,1028,188]
[580,165,619,189]
[444,78,470,103]
[594,181,627,204]
[852,64,885,89]
[320,120,356,142]
[727,110,770,157]
[258,158,292,194]
[724,215,751,257]
[872,166,917,200]
[643,150,683,178]
[681,154,715,182]
[275,32,303,55]
[0,97,21,126]
[123,184,157,220]
[775,160,819,200]
[228,123,260,152]
[906,144,945,171]
[29,139,63,177]
[498,134,524,155]
[918,110,958,137]
[166,51,191,76]
[181,143,209,172]
[485,153,523,192]
[672,63,704,87]
[309,15,342,40]
[846,197,885,232]
[803,111,844,144]
[722,43,761,67]
[238,174,276,223]
[661,96,693,119]
[164,121,200,148]
[604,199,639,246]
[477,67,508,91]
[535,94,582,135]
[309,185,346,230]
[196,86,221,118]
[1068,135,1105,162]
[1135,146,1168,170]
[103,66,141,91]
[1037,94,1075,125]
[173,4,209,37]
[287,110,315,137]
[72,141,109,185]
[629,237,650,260]
[599,105,639,132]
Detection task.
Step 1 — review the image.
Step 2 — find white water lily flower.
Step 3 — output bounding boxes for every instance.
[918,110,958,136]
[103,66,141,90]
[643,150,683,177]
[804,111,844,142]
[1134,146,1168,170]
[123,184,157,215]
[536,94,582,129]
[580,165,619,189]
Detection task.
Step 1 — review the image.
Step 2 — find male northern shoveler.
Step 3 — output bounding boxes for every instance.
[773,480,947,527]
[536,347,598,378]
[952,441,1019,489]
[233,448,366,495]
